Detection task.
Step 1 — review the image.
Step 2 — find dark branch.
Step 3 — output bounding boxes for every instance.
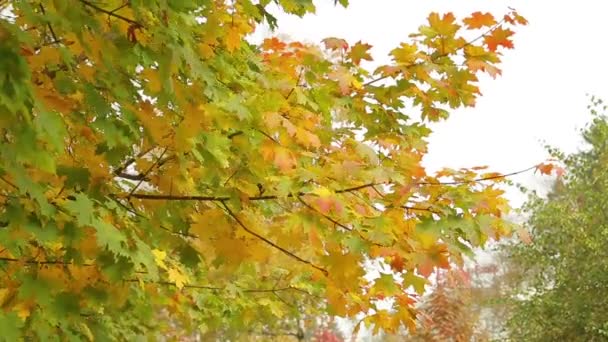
[128,147,168,197]
[220,202,328,276]
[78,0,142,27]
[38,4,60,45]
[297,196,352,232]
[0,256,94,266]
[113,146,155,177]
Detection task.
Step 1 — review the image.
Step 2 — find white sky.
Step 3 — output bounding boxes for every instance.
[255,0,608,208]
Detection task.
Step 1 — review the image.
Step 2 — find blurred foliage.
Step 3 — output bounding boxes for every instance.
[501,98,608,341]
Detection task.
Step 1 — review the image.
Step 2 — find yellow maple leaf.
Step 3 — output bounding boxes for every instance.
[152,249,168,270]
[168,267,188,290]
[225,26,241,52]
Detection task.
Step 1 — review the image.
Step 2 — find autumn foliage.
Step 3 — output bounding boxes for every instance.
[0,1,527,338]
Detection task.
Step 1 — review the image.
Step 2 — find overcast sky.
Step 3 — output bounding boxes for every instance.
[254,0,608,207]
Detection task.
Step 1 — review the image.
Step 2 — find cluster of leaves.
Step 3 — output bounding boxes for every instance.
[500,98,608,341]
[0,0,527,338]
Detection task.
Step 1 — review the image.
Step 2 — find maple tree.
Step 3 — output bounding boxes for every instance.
[0,0,531,338]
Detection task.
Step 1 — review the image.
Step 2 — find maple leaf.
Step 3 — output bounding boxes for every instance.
[466,59,502,78]
[348,41,373,65]
[535,162,564,176]
[484,27,514,51]
[463,12,496,29]
[329,66,356,95]
[322,37,349,51]
[262,37,287,51]
[225,26,242,52]
[390,43,419,65]
[152,249,168,270]
[168,267,189,290]
[427,12,459,36]
[274,147,297,172]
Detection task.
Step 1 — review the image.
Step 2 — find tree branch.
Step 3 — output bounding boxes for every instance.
[0,257,317,296]
[363,15,508,87]
[220,202,329,276]
[0,256,94,266]
[418,165,536,186]
[123,182,383,202]
[78,0,142,27]
[297,196,352,232]
[118,165,536,204]
[128,147,168,197]
[38,4,60,45]
[113,146,155,177]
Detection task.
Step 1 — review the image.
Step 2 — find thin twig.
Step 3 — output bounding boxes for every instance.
[297,196,352,231]
[120,165,537,203]
[418,165,535,186]
[128,147,168,197]
[0,257,94,266]
[38,4,60,44]
[0,176,18,190]
[363,15,508,87]
[78,0,142,26]
[286,67,305,100]
[220,202,328,276]
[114,146,156,177]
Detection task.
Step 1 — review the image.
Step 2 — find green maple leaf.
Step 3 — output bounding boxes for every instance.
[34,110,66,150]
[51,292,81,317]
[57,166,91,190]
[403,272,427,295]
[92,218,127,254]
[372,273,400,297]
[0,312,24,342]
[65,193,95,226]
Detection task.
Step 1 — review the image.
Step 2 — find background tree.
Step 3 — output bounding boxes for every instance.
[500,98,608,341]
[371,263,510,342]
[0,0,530,339]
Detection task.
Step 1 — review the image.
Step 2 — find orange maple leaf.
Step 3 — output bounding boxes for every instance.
[535,163,554,175]
[463,12,496,29]
[262,37,286,51]
[504,12,528,26]
[484,27,514,51]
[535,162,565,177]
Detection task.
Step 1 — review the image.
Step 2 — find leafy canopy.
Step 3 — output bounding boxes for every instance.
[502,99,608,341]
[0,0,526,338]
